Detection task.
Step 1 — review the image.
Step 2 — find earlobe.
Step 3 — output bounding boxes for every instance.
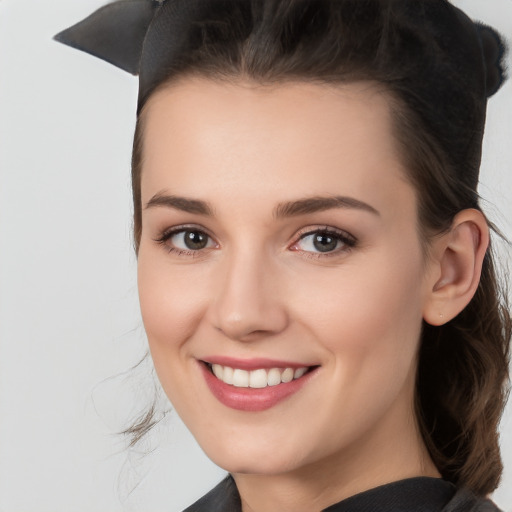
[423,209,489,326]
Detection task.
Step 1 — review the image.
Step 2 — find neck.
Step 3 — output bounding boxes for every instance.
[233,392,440,512]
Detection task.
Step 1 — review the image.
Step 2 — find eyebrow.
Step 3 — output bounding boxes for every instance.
[273,196,380,219]
[145,193,215,216]
[145,193,380,218]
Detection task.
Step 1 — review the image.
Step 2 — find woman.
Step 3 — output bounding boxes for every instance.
[55,0,510,510]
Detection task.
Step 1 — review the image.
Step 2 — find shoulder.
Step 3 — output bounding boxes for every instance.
[442,487,503,512]
[182,475,241,512]
[182,477,504,512]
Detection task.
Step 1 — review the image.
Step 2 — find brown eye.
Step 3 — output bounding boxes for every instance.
[166,229,216,251]
[292,229,356,255]
[311,233,339,253]
[182,230,209,250]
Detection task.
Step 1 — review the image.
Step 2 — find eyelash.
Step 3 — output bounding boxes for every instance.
[292,226,357,259]
[154,225,357,259]
[154,225,217,257]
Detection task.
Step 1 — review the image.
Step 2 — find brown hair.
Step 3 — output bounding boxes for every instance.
[127,0,510,495]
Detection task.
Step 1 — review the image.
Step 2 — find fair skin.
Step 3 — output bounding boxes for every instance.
[136,77,488,512]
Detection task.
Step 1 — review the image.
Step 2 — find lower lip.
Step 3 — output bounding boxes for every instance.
[199,362,316,412]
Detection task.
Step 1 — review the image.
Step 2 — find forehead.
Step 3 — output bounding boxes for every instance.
[140,77,413,216]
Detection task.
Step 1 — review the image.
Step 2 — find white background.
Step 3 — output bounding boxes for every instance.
[0,1,511,511]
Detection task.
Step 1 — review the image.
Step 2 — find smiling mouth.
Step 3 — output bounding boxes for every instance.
[204,362,315,389]
[200,360,319,411]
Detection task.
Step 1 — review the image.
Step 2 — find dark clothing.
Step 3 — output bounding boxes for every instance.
[183,475,502,512]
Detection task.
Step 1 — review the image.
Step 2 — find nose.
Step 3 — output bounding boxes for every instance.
[210,249,289,342]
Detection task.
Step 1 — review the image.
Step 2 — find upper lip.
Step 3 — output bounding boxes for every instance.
[201,356,317,371]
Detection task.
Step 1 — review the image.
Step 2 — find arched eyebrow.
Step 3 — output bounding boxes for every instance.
[145,193,215,216]
[273,196,380,219]
[145,193,379,218]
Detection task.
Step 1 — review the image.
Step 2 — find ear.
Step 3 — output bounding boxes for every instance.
[423,209,489,326]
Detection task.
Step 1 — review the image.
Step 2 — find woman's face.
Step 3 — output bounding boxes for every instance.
[137,78,435,478]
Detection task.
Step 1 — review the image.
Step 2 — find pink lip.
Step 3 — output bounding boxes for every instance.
[203,356,312,371]
[199,361,318,412]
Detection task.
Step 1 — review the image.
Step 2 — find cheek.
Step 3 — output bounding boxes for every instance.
[137,248,210,355]
[137,251,215,415]
[284,252,425,449]
[292,249,425,385]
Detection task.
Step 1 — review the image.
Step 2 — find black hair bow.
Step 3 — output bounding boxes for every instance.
[54,0,166,74]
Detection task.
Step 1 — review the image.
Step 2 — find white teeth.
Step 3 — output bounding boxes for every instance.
[209,364,310,388]
[223,366,234,385]
[232,369,249,387]
[281,368,294,383]
[212,364,223,379]
[294,367,307,379]
[267,368,282,387]
[249,369,268,389]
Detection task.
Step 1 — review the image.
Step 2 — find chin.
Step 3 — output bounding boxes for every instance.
[210,454,301,476]
[197,434,308,476]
